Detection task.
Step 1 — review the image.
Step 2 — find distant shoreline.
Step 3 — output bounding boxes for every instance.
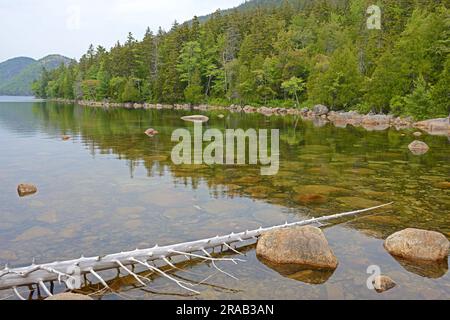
[47,98,450,137]
[0,95,44,102]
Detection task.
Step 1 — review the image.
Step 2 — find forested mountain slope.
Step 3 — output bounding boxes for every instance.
[0,55,73,96]
[33,0,449,120]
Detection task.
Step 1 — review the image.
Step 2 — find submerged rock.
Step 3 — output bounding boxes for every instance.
[294,194,327,205]
[393,256,448,279]
[256,226,338,269]
[413,131,423,137]
[181,115,209,123]
[14,226,52,241]
[336,197,383,209]
[408,140,430,155]
[293,185,349,196]
[17,184,37,197]
[384,228,449,262]
[434,181,450,189]
[46,293,93,301]
[246,186,273,199]
[372,275,397,293]
[258,258,335,285]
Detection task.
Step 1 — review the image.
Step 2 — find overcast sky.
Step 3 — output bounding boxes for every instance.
[0,0,244,63]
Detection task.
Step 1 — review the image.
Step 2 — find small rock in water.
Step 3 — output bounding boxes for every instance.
[46,293,93,300]
[62,135,71,141]
[256,226,338,269]
[145,128,159,137]
[384,228,449,262]
[218,114,225,119]
[413,131,423,137]
[408,140,429,155]
[373,275,396,293]
[181,115,209,123]
[17,184,37,197]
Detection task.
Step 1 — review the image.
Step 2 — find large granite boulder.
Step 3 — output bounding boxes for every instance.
[384,228,449,262]
[256,226,338,269]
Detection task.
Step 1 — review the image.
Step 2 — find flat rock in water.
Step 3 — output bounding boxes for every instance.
[408,140,429,155]
[256,226,338,269]
[181,115,209,123]
[17,184,37,197]
[145,128,159,137]
[384,228,449,262]
[373,275,396,293]
[46,293,93,300]
[259,258,335,285]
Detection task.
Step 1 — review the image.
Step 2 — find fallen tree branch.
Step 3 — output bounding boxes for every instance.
[0,202,393,298]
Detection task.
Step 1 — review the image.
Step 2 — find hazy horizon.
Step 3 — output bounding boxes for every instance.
[0,0,244,63]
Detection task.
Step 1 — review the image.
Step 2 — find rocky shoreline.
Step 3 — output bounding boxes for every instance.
[50,99,450,136]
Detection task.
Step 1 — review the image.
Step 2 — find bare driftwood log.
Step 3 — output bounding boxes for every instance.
[0,203,392,299]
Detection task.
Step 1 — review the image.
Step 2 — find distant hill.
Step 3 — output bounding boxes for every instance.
[0,57,36,84]
[0,54,73,96]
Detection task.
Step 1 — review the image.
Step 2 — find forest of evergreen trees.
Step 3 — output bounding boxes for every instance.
[32,0,449,120]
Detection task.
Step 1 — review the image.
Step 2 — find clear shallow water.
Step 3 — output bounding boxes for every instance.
[0,100,448,300]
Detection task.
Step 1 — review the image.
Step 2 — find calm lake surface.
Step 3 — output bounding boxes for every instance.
[0,98,449,300]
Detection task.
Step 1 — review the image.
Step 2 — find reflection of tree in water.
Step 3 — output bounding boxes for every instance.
[30,102,450,242]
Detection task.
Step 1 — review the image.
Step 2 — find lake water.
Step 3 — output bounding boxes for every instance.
[0,98,449,300]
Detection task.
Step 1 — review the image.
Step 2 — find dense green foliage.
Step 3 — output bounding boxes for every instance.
[1,55,73,96]
[33,0,449,120]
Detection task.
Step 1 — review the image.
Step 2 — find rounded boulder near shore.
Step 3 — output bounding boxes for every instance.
[384,228,449,262]
[256,226,338,270]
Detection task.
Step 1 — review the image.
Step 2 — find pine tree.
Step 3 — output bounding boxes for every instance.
[121,78,141,103]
